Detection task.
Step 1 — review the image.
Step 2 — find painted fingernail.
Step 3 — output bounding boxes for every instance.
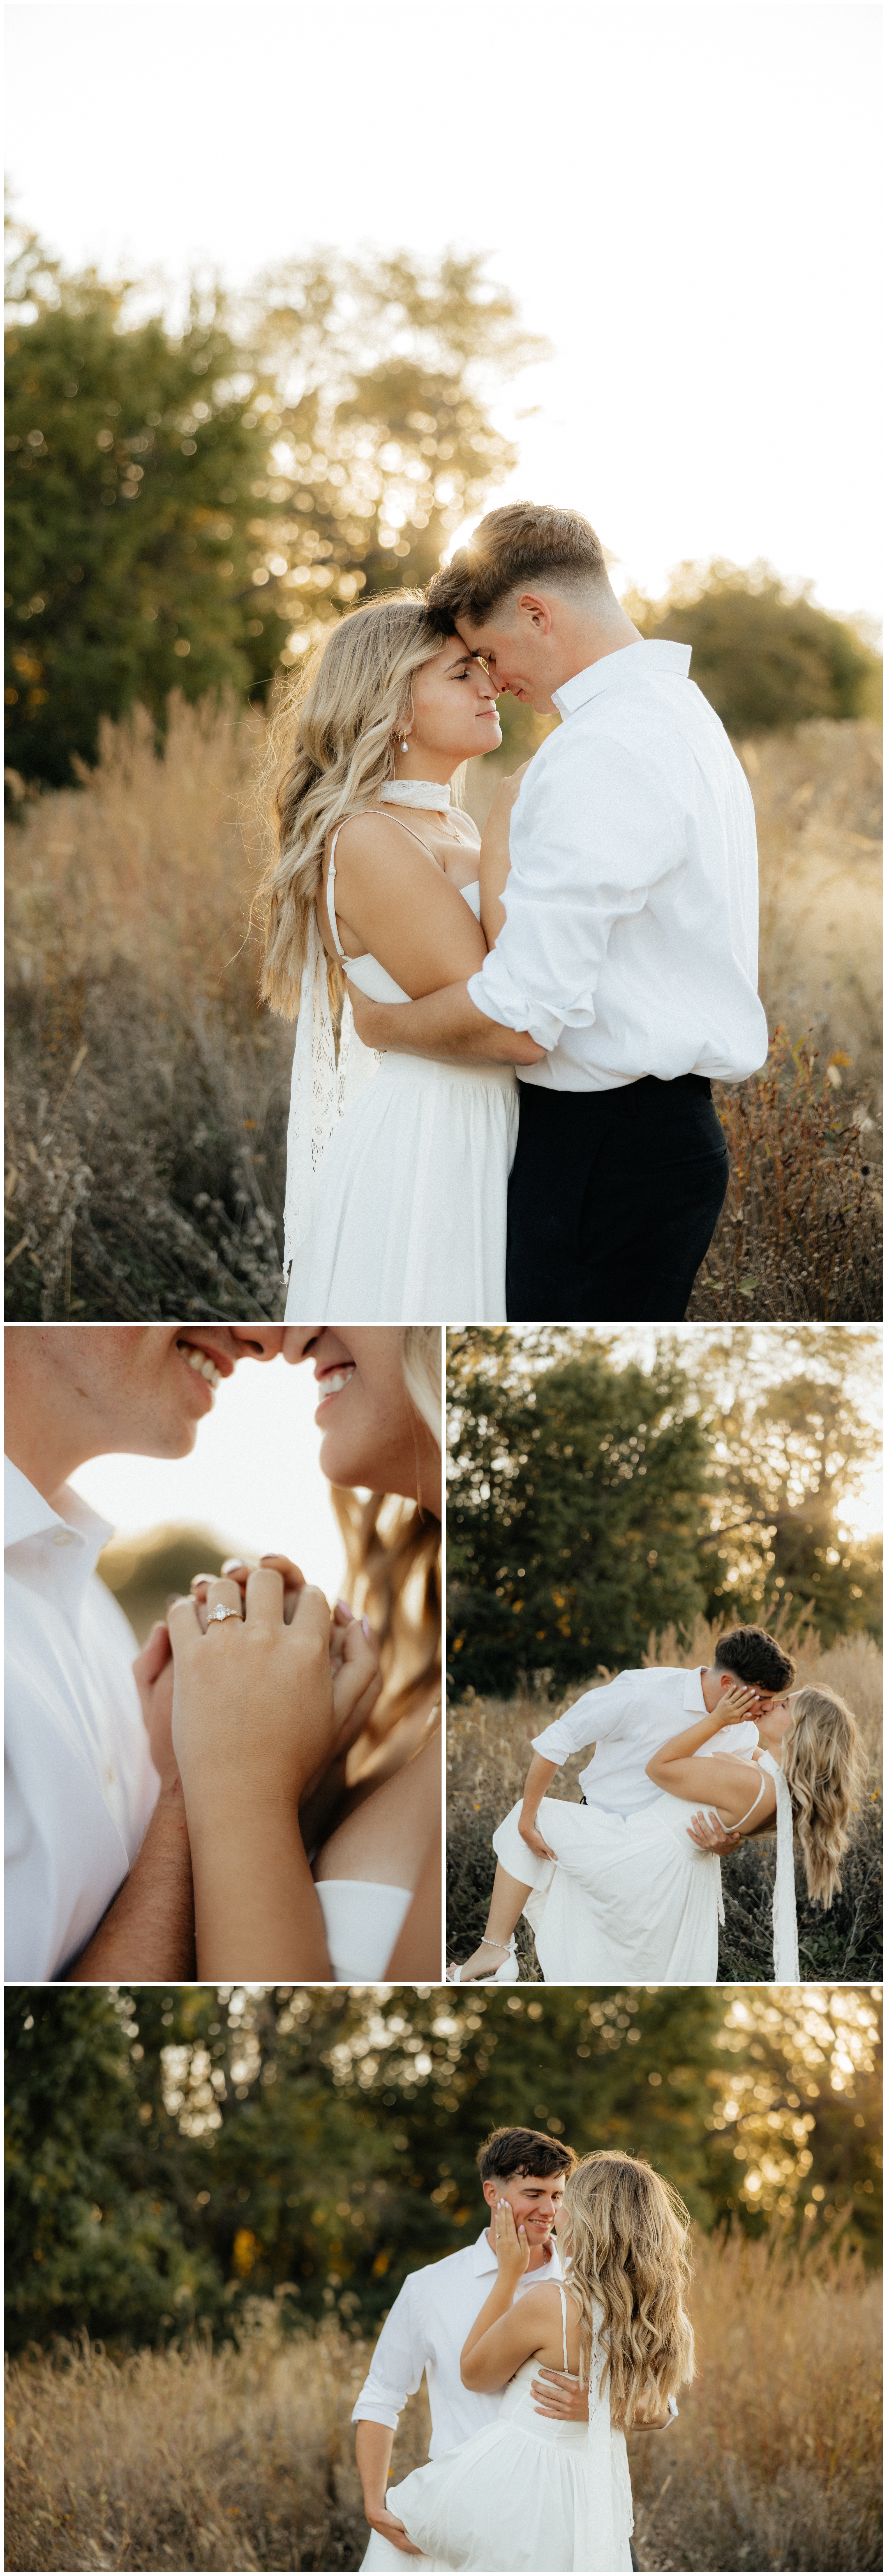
[362,1615,371,1641]
[222,1558,244,1575]
[337,1599,354,1620]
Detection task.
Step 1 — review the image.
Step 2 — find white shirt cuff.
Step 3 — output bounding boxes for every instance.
[467,957,563,1051]
[351,2399,402,2432]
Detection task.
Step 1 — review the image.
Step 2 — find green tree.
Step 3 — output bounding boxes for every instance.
[4,1987,216,2351]
[697,1328,883,1642]
[624,558,880,736]
[6,1986,879,2355]
[6,225,536,787]
[447,1332,714,1695]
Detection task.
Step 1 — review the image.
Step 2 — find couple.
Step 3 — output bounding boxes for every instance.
[4,1324,441,1984]
[258,499,769,1324]
[448,1627,865,1985]
[354,2123,691,2573]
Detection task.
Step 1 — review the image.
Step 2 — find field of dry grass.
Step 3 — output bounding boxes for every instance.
[5,704,881,1319]
[5,2230,881,2572]
[446,1616,883,1982]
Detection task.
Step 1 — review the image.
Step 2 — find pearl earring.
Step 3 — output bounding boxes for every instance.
[399,736,409,752]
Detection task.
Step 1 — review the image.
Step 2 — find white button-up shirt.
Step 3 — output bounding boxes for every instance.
[467,640,768,1091]
[532,1664,759,1813]
[352,2227,565,2459]
[4,1459,158,1979]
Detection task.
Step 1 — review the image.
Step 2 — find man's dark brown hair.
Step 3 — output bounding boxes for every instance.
[426,503,609,630]
[476,2124,577,2184]
[713,1626,796,1693]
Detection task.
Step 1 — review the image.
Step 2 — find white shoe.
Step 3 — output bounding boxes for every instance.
[447,1937,519,1985]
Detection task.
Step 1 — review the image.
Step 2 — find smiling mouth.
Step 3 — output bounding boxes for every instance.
[176,1336,227,1396]
[315,1362,356,1410]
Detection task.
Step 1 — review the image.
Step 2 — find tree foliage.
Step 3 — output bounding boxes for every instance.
[624,558,880,737]
[6,224,537,786]
[4,1984,879,2355]
[447,1331,881,1695]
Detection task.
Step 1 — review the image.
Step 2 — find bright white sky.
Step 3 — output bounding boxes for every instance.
[5,0,881,621]
[70,1356,348,1599]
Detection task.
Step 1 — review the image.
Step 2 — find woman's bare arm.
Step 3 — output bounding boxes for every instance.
[325,815,487,994]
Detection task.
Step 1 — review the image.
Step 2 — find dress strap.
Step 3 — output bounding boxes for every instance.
[558,2283,569,2372]
[722,1761,770,1833]
[373,810,439,857]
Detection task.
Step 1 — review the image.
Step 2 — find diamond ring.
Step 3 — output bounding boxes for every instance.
[208,1604,241,1625]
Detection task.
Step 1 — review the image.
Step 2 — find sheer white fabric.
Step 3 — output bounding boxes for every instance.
[367,2285,632,2572]
[283,852,518,1323]
[760,1749,801,1981]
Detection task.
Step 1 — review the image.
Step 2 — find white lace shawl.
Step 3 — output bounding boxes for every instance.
[759,1748,801,1981]
[572,2291,633,2571]
[281,908,378,1276]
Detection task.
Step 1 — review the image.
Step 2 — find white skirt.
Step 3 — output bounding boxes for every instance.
[493,1793,721,1981]
[285,1050,519,1323]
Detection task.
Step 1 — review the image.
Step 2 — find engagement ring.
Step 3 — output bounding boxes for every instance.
[208,1604,241,1625]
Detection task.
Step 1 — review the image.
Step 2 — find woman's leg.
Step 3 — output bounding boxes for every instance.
[448,1861,531,1981]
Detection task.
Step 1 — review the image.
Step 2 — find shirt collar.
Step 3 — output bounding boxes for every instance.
[5,1455,114,1576]
[552,638,692,720]
[683,1666,708,1716]
[471,2226,563,2278]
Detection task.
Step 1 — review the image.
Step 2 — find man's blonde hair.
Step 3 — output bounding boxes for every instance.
[426,502,610,628]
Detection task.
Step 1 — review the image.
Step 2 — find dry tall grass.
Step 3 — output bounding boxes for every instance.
[5,708,881,1319]
[446,1617,883,1981]
[5,2233,880,2572]
[5,696,288,1320]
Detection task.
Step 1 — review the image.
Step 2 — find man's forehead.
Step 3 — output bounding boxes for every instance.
[515,2170,565,2188]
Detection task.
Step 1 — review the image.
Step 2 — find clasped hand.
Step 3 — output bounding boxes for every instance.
[134,1552,382,1823]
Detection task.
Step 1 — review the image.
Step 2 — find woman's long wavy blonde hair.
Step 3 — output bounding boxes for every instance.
[332,1329,442,1746]
[256,596,457,1019]
[783,1686,867,1907]
[560,2152,695,2428]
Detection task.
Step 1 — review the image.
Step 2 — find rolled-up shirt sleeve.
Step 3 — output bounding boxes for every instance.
[352,2277,423,2431]
[467,730,680,1043]
[532,1675,631,1765]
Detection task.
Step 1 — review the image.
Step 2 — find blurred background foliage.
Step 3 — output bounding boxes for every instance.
[446,1326,882,1696]
[5,1981,880,2358]
[6,216,880,794]
[5,219,538,787]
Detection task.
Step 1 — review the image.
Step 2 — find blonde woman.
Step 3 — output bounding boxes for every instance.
[369,2152,694,2573]
[257,595,536,1323]
[474,1679,866,1986]
[168,1327,442,1981]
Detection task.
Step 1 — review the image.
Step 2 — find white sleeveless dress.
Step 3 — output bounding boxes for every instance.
[361,2284,633,2573]
[284,837,519,1322]
[492,1752,799,1982]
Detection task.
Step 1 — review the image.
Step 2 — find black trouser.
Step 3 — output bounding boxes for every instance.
[505,1073,729,1322]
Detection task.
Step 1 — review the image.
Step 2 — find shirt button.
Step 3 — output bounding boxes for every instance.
[52,1529,76,1547]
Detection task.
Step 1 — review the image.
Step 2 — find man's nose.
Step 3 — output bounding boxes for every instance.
[227,1328,286,1360]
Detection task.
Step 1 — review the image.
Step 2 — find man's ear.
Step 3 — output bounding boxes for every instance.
[516,590,554,636]
[481,2178,499,2212]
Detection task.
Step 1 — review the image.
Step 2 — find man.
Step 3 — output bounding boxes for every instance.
[355,2124,673,2568]
[451,1625,792,1983]
[347,502,768,1322]
[521,1623,795,1859]
[4,1324,285,1980]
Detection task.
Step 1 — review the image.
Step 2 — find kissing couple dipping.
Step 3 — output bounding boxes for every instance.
[447,1626,865,1984]
[257,499,769,1326]
[5,1324,441,1985]
[354,2123,689,2572]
